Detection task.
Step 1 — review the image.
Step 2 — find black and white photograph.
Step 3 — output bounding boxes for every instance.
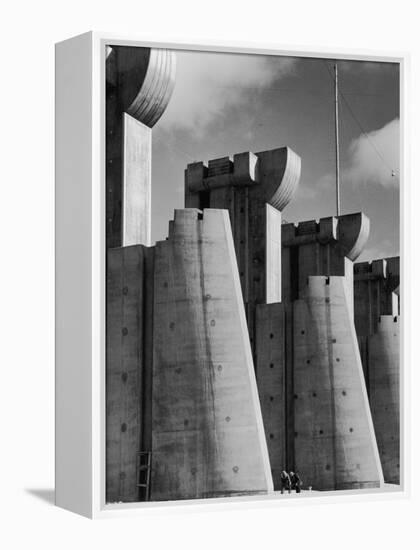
[105,45,400,503]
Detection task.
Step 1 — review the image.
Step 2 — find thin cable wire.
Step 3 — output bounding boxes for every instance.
[323,60,397,176]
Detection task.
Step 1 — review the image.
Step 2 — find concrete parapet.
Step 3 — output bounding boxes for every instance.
[185,147,301,211]
[293,276,384,490]
[282,213,370,305]
[151,208,273,501]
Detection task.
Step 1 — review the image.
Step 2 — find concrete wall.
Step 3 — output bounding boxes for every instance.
[106,245,154,502]
[151,209,273,501]
[368,316,400,484]
[293,276,384,490]
[255,303,287,489]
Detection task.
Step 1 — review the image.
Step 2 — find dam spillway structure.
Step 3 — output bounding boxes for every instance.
[185,153,384,491]
[105,46,398,504]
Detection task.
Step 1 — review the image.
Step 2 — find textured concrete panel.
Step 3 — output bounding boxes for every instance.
[151,209,273,501]
[293,276,383,490]
[106,245,154,502]
[368,316,400,483]
[255,303,286,489]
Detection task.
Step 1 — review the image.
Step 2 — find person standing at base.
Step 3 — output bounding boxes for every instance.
[280,470,291,494]
[290,471,302,493]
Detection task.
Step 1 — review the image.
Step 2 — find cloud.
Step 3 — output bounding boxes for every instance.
[159,50,296,132]
[346,118,400,187]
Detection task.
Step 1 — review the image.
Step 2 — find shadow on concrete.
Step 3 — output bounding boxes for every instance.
[25,488,55,505]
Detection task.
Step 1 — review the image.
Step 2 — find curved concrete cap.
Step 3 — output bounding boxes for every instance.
[261,147,301,212]
[337,212,370,261]
[108,46,176,128]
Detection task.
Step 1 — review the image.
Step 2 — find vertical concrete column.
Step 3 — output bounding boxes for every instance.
[354,257,400,483]
[255,303,286,488]
[151,209,273,501]
[369,316,400,484]
[106,245,154,502]
[293,276,383,490]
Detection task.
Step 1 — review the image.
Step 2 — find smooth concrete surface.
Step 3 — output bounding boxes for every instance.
[106,245,154,502]
[368,316,400,484]
[151,209,273,501]
[122,114,152,247]
[293,276,384,491]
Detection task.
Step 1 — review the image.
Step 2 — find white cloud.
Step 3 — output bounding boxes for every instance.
[159,50,296,132]
[347,118,400,187]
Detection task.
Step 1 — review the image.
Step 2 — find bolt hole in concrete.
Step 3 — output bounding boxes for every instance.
[306,359,311,364]
[122,286,129,295]
[210,320,216,326]
[269,434,274,439]
[122,327,128,336]
[270,363,274,368]
[121,372,128,382]
[121,423,127,432]
[342,390,347,396]
[184,419,189,427]
[319,430,324,435]
[301,330,305,335]
[169,322,175,330]
[225,416,231,422]
[217,364,223,371]
[325,464,331,471]
[270,333,274,339]
[270,396,274,401]
[233,466,239,473]
[349,428,353,432]
[312,392,317,397]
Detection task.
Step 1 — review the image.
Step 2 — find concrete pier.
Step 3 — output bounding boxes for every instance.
[293,276,383,490]
[354,257,400,483]
[151,209,273,500]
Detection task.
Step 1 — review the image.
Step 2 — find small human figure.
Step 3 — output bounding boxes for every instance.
[280,470,291,494]
[289,471,302,493]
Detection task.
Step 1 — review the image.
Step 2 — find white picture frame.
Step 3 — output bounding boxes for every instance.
[55,31,409,519]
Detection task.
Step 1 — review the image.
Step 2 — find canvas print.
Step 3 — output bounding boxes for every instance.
[105,45,400,503]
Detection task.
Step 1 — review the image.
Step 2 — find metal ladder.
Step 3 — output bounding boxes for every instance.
[136,451,152,501]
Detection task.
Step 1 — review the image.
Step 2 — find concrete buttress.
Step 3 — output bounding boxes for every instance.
[151,209,273,500]
[293,276,384,490]
[354,257,400,483]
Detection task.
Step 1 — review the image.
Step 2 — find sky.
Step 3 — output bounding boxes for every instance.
[151,50,400,262]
